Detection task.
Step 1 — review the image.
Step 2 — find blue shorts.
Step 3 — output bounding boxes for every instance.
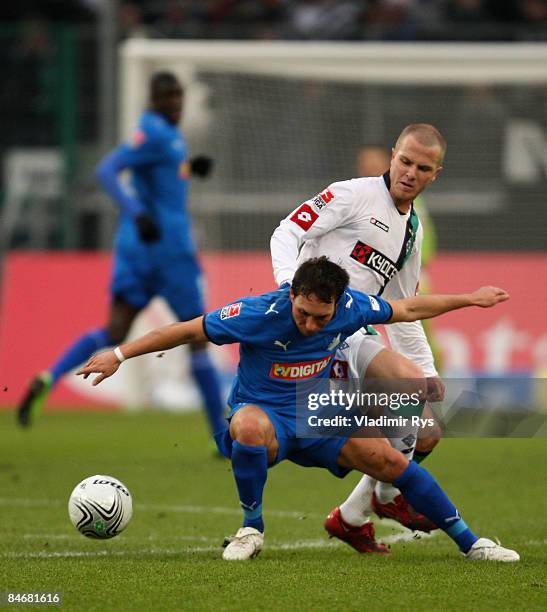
[214,402,351,479]
[111,251,205,321]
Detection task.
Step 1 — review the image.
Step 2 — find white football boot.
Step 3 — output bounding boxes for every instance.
[464,538,520,562]
[222,527,264,561]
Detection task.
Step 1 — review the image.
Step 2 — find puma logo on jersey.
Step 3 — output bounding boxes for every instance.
[327,334,342,351]
[350,241,398,284]
[274,340,292,351]
[265,302,279,315]
[344,292,353,309]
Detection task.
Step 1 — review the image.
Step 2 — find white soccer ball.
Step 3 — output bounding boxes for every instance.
[68,475,133,539]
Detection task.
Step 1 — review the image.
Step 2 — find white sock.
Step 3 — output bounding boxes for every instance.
[339,475,375,527]
[374,481,400,504]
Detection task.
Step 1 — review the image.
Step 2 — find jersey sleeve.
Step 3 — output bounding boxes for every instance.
[270,180,360,286]
[203,298,262,345]
[349,290,393,328]
[95,127,168,217]
[382,226,438,377]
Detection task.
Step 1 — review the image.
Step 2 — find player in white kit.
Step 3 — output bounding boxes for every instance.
[271,124,446,552]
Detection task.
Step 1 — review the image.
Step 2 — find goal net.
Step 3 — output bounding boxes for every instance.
[117,40,547,408]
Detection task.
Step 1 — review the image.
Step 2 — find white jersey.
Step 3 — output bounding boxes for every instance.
[270,175,437,377]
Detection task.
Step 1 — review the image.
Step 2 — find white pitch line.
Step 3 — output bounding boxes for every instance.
[23,534,218,543]
[4,531,438,560]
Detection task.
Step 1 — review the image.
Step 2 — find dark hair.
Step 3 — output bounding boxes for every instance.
[150,71,181,98]
[292,257,349,304]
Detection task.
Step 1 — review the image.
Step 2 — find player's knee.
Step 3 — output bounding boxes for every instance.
[394,358,424,382]
[230,408,272,446]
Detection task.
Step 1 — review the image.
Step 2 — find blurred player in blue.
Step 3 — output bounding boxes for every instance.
[17,71,226,438]
[77,257,518,563]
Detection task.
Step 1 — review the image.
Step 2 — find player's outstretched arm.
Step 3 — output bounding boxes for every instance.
[76,317,207,386]
[387,286,509,324]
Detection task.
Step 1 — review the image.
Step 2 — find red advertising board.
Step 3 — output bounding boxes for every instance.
[1,252,546,409]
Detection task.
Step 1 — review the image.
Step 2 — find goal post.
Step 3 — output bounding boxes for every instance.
[118,40,547,254]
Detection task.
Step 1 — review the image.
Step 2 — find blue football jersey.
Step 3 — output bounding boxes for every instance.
[203,286,393,414]
[97,110,195,257]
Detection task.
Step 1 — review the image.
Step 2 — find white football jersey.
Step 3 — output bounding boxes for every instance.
[270,175,437,377]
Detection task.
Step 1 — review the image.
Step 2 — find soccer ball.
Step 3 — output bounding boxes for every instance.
[68,475,133,539]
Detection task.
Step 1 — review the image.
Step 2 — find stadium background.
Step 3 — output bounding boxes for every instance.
[0,0,546,412]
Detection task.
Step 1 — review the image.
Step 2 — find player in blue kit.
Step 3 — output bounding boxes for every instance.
[17,72,225,438]
[77,257,519,563]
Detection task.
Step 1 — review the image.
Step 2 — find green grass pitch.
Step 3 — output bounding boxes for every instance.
[0,410,545,611]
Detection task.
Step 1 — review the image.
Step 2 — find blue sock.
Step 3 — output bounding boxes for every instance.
[190,350,226,434]
[50,328,113,385]
[231,441,268,533]
[394,462,478,553]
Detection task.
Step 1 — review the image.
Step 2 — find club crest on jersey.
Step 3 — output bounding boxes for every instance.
[350,241,398,284]
[290,204,318,231]
[130,129,146,148]
[330,359,348,380]
[220,302,242,320]
[370,217,389,232]
[270,356,331,380]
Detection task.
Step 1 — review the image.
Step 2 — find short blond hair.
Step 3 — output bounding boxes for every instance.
[395,124,447,164]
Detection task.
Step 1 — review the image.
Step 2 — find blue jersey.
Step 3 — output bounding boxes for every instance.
[96,110,195,258]
[203,286,393,415]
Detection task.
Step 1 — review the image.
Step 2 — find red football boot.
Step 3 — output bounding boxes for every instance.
[371,493,438,532]
[324,507,389,554]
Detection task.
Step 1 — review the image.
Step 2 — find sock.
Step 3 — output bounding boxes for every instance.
[413,449,432,464]
[339,475,375,526]
[231,441,268,532]
[190,350,226,435]
[394,462,478,553]
[375,481,400,504]
[50,328,112,385]
[375,434,417,504]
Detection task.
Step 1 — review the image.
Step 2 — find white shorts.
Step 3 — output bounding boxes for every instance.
[334,328,386,380]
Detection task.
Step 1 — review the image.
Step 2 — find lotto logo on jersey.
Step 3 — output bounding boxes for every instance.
[290,204,319,231]
[330,359,349,380]
[220,302,242,320]
[312,189,335,211]
[370,217,389,232]
[350,241,398,284]
[270,356,331,380]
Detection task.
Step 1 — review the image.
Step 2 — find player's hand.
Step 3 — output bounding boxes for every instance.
[135,214,161,242]
[426,376,445,402]
[190,155,213,178]
[76,351,120,386]
[470,286,509,308]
